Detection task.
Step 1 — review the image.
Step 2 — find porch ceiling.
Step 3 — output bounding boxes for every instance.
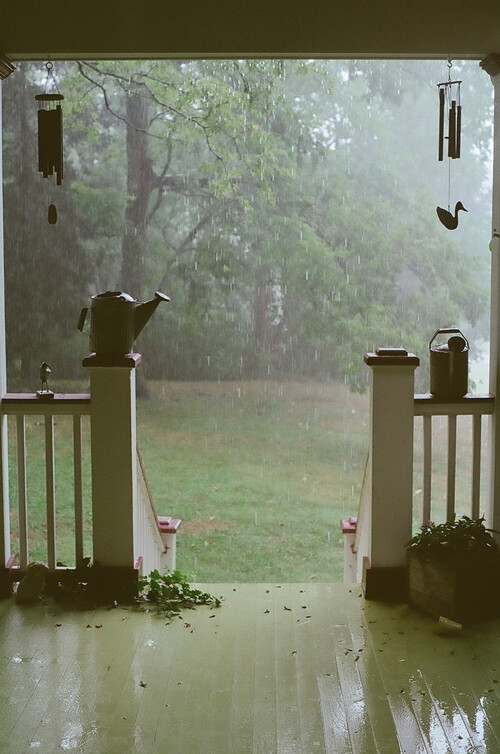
[1,0,500,61]
[1,583,500,752]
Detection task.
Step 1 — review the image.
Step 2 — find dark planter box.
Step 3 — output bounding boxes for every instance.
[408,550,500,624]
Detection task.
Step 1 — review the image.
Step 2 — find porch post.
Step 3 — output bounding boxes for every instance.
[364,349,419,599]
[481,55,500,534]
[83,352,141,601]
[0,81,12,597]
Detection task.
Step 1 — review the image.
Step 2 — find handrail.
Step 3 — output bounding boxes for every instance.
[2,393,91,415]
[353,453,370,558]
[414,393,494,416]
[135,448,169,575]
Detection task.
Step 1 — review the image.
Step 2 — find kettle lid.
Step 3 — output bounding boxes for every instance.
[93,290,136,303]
[448,335,467,353]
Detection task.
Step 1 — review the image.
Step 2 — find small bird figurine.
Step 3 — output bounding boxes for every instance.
[39,362,52,393]
[436,201,467,230]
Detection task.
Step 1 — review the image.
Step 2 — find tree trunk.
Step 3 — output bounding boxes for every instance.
[119,91,153,298]
[119,91,154,397]
[252,263,270,376]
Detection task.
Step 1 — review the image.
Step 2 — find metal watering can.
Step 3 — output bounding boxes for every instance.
[77,290,170,357]
[429,326,469,399]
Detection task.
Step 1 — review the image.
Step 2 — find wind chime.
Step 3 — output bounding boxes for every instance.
[436,61,467,230]
[35,62,64,224]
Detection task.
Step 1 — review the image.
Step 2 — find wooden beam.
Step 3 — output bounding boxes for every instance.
[2,1,500,60]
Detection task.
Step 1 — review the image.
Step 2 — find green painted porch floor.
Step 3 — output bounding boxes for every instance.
[1,584,500,753]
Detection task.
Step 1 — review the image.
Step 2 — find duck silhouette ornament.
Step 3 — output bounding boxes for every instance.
[436,62,467,230]
[436,201,467,230]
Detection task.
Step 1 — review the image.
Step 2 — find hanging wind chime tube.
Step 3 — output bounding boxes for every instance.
[35,62,64,224]
[436,62,466,230]
[36,93,64,184]
[438,86,445,162]
[437,77,461,162]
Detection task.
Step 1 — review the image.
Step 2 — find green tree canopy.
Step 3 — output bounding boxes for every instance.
[2,59,492,390]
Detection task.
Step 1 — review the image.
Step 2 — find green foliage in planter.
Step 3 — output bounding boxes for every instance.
[407,515,500,565]
[137,569,222,616]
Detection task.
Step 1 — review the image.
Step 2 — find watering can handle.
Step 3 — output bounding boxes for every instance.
[429,326,469,349]
[77,307,89,333]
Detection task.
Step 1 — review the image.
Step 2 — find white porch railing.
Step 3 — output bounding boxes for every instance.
[2,393,91,571]
[343,350,495,598]
[1,379,179,598]
[413,394,494,525]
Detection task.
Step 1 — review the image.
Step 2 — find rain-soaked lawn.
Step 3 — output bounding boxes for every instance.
[137,380,369,582]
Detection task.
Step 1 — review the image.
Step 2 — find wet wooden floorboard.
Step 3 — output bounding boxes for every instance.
[1,583,500,752]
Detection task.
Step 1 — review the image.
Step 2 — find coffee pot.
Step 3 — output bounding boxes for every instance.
[77,290,170,357]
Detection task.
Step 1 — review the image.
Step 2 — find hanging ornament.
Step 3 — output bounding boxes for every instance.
[436,60,466,230]
[35,62,64,223]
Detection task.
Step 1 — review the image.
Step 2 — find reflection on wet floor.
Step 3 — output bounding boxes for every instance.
[1,583,499,752]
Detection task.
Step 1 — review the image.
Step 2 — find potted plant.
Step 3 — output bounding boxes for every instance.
[407,515,500,623]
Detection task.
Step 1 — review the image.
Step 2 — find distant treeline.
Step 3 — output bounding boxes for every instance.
[2,60,492,391]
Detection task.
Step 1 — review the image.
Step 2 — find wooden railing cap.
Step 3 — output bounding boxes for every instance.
[364,349,420,367]
[82,352,142,368]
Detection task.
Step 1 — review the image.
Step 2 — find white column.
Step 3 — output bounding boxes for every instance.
[84,354,140,568]
[0,82,11,585]
[481,55,500,534]
[364,350,419,597]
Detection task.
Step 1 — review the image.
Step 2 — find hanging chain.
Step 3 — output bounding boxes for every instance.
[42,61,62,97]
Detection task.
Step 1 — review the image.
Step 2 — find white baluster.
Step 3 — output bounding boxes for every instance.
[16,414,28,568]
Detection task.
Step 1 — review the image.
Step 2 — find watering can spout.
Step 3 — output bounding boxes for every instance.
[134,291,170,340]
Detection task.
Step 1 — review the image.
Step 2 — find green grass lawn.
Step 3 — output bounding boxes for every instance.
[137,380,369,582]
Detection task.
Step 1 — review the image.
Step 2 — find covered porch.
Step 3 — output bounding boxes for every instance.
[3,3,500,753]
[2,582,500,753]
